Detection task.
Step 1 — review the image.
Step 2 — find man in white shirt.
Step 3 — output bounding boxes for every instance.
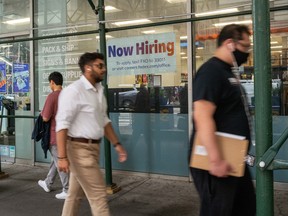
[56,52,127,216]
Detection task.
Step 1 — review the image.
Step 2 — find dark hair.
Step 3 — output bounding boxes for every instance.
[48,71,63,85]
[78,52,105,73]
[217,24,250,47]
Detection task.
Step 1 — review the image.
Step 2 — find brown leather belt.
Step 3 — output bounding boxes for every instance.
[68,136,101,144]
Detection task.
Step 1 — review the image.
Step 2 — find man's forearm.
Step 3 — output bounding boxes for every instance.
[197,121,221,163]
[104,123,119,145]
[194,100,222,163]
[56,129,68,158]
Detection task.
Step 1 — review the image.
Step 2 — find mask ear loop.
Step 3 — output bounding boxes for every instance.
[231,57,239,79]
[228,41,239,70]
[230,44,253,143]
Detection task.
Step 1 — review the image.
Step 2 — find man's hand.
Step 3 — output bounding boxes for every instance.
[114,145,127,162]
[209,160,233,177]
[58,159,70,173]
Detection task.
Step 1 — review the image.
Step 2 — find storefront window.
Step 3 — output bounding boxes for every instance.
[0,0,33,163]
[33,1,191,175]
[107,24,188,112]
[270,10,288,182]
[105,0,189,28]
[34,0,98,33]
[194,10,288,181]
[0,39,31,162]
[0,0,30,35]
[35,32,98,110]
[106,25,189,176]
[0,0,287,179]
[34,31,100,161]
[0,41,31,109]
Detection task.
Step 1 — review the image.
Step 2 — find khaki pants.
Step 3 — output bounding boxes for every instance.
[61,140,110,216]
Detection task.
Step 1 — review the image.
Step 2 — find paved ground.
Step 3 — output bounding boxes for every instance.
[0,163,287,216]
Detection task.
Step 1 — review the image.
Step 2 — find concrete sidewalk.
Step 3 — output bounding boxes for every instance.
[0,163,287,216]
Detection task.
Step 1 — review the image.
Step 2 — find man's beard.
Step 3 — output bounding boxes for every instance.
[95,77,103,83]
[92,70,103,83]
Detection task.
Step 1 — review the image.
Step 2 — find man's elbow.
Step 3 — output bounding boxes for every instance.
[42,117,49,122]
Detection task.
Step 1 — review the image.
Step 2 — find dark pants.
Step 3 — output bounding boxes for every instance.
[191,166,256,216]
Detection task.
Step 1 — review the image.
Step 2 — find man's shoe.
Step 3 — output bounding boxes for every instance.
[55,191,68,200]
[38,180,50,192]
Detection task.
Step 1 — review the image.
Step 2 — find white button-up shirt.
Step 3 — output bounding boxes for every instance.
[56,75,111,139]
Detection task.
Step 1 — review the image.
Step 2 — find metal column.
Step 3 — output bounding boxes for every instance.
[253,0,274,215]
[98,0,119,194]
[87,0,121,194]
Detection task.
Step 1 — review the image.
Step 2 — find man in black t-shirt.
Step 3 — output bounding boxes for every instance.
[190,24,256,216]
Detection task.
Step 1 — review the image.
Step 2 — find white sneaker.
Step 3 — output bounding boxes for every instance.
[38,180,50,192]
[55,191,68,200]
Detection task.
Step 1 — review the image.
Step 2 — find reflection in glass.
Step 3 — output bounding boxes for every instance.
[0,0,30,35]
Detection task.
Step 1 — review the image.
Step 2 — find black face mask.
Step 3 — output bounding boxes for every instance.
[233,48,250,66]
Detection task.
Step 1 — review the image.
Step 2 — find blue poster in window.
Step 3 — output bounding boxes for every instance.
[0,63,6,93]
[13,63,30,93]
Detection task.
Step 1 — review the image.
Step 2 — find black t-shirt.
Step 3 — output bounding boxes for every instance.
[193,57,250,141]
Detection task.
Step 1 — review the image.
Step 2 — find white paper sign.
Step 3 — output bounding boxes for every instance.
[107,32,176,76]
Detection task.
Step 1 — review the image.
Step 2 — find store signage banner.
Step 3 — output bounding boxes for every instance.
[107,32,176,75]
[0,63,6,93]
[13,63,30,93]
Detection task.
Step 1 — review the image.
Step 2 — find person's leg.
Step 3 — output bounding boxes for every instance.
[44,146,58,189]
[61,172,85,216]
[232,167,256,216]
[50,145,69,193]
[58,169,69,193]
[191,168,213,216]
[68,141,110,216]
[191,168,237,216]
[209,175,238,216]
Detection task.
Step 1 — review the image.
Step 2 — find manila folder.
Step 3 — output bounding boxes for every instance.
[190,132,249,177]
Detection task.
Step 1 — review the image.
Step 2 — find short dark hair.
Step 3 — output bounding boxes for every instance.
[48,71,63,85]
[217,24,250,47]
[78,52,105,73]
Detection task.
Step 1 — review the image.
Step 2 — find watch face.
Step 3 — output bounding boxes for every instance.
[245,154,255,167]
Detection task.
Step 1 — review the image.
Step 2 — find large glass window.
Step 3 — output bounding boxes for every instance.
[194,9,288,182]
[0,0,32,163]
[33,1,191,175]
[34,31,99,162]
[35,31,98,110]
[107,25,188,112]
[33,0,103,162]
[0,0,287,179]
[193,0,287,14]
[34,0,99,34]
[0,39,32,162]
[105,0,189,28]
[0,0,30,35]
[106,24,189,176]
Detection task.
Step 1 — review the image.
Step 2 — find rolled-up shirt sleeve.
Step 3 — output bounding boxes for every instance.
[56,87,79,132]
